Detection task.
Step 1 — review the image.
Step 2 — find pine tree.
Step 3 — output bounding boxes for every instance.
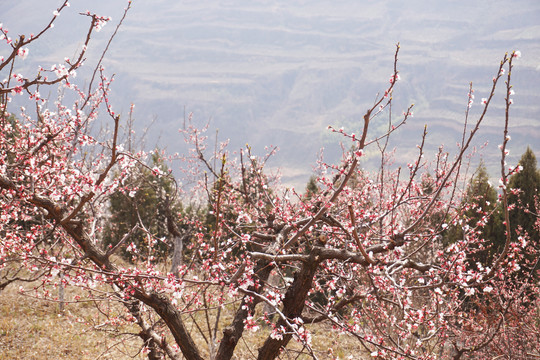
[304,175,320,201]
[445,162,500,265]
[507,147,540,238]
[104,151,180,261]
[506,147,540,276]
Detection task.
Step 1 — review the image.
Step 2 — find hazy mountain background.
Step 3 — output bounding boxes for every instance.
[3,0,540,188]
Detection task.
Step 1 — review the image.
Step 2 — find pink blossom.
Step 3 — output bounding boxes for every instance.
[464,287,475,296]
[389,73,400,84]
[17,47,29,60]
[244,315,259,332]
[51,64,68,78]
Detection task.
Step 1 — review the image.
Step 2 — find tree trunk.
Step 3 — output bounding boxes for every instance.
[215,260,273,360]
[257,258,319,360]
[170,234,184,278]
[165,196,184,278]
[58,272,65,312]
[262,271,279,320]
[136,292,203,360]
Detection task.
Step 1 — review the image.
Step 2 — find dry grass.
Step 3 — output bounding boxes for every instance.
[0,283,145,360]
[0,279,365,360]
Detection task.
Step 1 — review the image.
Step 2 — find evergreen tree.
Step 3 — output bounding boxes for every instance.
[304,175,320,200]
[506,147,540,276]
[507,147,540,239]
[445,162,500,265]
[104,152,180,261]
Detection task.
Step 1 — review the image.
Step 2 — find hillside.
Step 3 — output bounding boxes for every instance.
[3,0,540,186]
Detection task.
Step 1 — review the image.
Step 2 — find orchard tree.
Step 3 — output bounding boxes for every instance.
[1,3,539,360]
[0,1,116,293]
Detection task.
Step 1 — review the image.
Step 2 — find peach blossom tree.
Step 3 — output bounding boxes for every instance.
[0,3,538,359]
